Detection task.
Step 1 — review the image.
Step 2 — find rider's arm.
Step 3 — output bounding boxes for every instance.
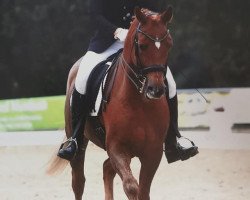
[143,0,165,13]
[88,0,118,36]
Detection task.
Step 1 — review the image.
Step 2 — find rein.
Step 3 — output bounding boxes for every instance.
[121,22,169,93]
[121,54,147,93]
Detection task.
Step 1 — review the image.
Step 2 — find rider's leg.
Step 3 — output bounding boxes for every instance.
[57,51,104,160]
[164,67,199,163]
[58,41,124,161]
[57,88,88,160]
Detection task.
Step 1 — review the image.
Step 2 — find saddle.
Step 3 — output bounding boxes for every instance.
[85,49,123,148]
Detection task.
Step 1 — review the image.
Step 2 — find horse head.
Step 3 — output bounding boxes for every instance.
[122,6,173,100]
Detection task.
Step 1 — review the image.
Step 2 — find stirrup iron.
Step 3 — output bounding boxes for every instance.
[59,137,78,151]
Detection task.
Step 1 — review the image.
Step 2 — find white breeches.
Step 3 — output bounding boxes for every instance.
[75,40,124,94]
[166,67,177,99]
[75,41,176,99]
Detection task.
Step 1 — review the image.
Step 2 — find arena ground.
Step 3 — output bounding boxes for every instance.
[0,129,250,200]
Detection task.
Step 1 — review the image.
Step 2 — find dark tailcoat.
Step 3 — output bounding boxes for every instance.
[88,0,165,53]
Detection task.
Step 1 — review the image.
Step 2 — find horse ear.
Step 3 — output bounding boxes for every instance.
[161,6,173,24]
[134,6,147,24]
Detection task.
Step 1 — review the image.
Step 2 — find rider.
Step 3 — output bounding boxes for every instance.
[57,0,199,163]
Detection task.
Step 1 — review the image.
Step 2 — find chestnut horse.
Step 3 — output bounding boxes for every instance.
[48,7,173,200]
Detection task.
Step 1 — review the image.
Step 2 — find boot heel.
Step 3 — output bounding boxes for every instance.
[164,148,180,163]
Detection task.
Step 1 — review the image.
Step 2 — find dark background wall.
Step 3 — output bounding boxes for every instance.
[0,0,249,99]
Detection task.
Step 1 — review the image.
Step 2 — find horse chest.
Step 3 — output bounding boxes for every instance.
[107,110,167,143]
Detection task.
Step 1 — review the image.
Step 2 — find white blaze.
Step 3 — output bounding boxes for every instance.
[155,41,161,49]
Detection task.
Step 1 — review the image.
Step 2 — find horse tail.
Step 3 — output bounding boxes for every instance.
[46,136,69,175]
[64,59,81,135]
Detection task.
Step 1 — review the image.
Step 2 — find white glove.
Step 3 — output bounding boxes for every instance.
[114,28,128,42]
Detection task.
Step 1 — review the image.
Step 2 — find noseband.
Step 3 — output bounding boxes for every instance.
[121,21,170,93]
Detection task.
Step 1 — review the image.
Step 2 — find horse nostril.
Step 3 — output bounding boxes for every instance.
[147,86,154,92]
[147,85,165,97]
[146,85,165,99]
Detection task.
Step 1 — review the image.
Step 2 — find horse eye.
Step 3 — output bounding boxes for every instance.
[139,44,148,51]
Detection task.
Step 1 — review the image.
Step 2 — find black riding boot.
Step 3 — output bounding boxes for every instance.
[57,89,88,161]
[164,95,199,163]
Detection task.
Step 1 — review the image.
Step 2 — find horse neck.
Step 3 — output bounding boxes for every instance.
[114,56,142,103]
[114,27,149,104]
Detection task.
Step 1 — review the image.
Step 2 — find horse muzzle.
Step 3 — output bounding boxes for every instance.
[145,85,166,99]
[138,65,167,99]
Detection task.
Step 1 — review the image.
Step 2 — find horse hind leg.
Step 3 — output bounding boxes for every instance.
[103,158,116,200]
[70,137,89,200]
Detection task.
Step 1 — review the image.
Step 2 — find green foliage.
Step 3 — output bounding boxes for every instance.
[0,0,93,98]
[0,0,249,99]
[167,0,250,88]
[0,96,65,131]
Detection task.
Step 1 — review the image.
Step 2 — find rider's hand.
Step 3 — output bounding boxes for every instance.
[114,28,128,42]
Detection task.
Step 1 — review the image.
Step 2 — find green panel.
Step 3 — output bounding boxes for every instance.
[0,96,65,132]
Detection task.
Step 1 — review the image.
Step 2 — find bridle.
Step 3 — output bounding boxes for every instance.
[121,20,170,93]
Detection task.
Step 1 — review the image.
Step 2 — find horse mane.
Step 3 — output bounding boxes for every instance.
[140,8,158,16]
[131,8,159,24]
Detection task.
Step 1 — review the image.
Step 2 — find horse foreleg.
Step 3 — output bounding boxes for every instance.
[109,147,139,200]
[70,138,89,200]
[138,149,163,200]
[103,158,116,200]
